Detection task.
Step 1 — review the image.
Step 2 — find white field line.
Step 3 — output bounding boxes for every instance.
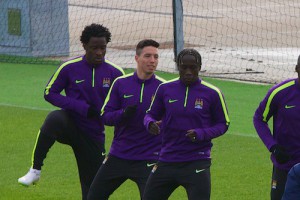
[0,103,53,111]
[0,103,260,138]
[227,132,259,138]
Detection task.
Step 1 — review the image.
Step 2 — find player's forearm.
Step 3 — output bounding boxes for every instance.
[194,123,228,141]
[144,114,158,132]
[102,109,123,126]
[44,92,89,117]
[253,115,276,150]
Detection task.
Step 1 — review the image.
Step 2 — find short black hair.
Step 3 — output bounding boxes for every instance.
[298,55,300,65]
[176,48,202,67]
[80,23,111,44]
[136,39,160,55]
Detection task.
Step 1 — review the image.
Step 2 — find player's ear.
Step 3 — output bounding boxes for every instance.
[297,55,300,72]
[82,43,87,51]
[296,64,299,73]
[176,64,181,71]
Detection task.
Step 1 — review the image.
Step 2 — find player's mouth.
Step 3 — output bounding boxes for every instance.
[94,58,103,63]
[147,65,156,70]
[182,76,196,85]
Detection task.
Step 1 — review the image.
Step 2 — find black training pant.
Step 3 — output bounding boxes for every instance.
[271,165,288,200]
[88,155,156,200]
[32,110,105,200]
[143,160,211,200]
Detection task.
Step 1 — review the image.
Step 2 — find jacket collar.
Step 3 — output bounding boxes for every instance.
[133,71,156,84]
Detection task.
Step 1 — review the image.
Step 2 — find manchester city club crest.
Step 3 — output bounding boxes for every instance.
[103,78,111,88]
[194,98,203,109]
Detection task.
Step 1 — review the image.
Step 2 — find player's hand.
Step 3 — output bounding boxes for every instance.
[270,144,291,164]
[122,105,137,120]
[186,129,197,142]
[148,121,160,135]
[156,120,162,126]
[87,106,99,118]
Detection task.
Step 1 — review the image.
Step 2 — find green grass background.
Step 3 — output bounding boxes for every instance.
[0,62,274,199]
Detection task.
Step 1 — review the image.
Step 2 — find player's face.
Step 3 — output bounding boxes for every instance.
[83,37,107,65]
[296,56,300,81]
[135,46,158,75]
[296,64,300,81]
[178,54,201,86]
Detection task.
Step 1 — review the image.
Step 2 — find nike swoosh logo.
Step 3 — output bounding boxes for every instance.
[101,152,106,156]
[75,79,85,84]
[168,99,178,103]
[147,163,156,167]
[123,94,134,98]
[195,169,205,173]
[285,105,295,109]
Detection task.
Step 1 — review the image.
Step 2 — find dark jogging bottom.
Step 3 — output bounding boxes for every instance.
[88,155,157,200]
[271,165,289,200]
[143,160,211,200]
[31,110,105,200]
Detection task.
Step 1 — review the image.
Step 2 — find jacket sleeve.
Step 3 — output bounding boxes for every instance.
[253,88,277,151]
[194,90,230,141]
[101,79,124,126]
[44,66,90,117]
[144,84,165,131]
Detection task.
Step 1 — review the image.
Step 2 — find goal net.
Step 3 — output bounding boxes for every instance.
[1,0,299,83]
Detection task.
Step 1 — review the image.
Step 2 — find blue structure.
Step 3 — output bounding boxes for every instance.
[0,0,69,57]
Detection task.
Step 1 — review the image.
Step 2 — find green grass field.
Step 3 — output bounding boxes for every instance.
[0,62,274,199]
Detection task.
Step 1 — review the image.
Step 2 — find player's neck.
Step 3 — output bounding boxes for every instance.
[136,70,154,80]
